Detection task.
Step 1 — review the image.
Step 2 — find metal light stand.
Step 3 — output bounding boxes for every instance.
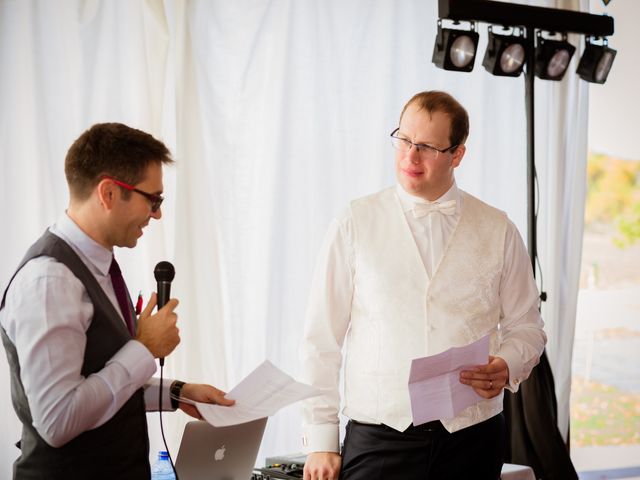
[436,1,614,478]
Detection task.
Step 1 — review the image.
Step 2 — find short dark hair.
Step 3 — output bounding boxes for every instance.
[64,122,174,200]
[399,91,470,147]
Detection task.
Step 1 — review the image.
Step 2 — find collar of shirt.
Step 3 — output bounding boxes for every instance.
[395,181,462,216]
[50,212,113,277]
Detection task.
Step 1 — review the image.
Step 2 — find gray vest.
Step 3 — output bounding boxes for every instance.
[1,230,150,479]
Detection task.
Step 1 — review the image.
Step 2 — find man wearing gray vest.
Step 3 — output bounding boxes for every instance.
[0,123,234,478]
[300,91,547,479]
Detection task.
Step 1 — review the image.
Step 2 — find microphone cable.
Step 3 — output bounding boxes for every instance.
[158,366,180,479]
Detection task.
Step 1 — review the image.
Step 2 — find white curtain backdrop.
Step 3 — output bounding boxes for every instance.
[536,31,589,440]
[0,0,586,475]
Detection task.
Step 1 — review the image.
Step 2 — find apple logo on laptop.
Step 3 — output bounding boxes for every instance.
[214,445,226,461]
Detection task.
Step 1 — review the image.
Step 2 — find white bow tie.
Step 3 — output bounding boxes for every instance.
[412,200,457,218]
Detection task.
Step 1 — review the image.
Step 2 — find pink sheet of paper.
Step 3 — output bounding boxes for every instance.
[408,334,490,425]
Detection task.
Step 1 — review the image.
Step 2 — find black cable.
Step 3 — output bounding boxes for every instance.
[158,365,180,479]
[533,162,546,302]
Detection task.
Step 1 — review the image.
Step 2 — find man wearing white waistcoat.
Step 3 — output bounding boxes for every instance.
[300,91,547,480]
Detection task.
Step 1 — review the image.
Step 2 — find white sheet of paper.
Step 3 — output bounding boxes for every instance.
[408,334,490,425]
[196,360,322,427]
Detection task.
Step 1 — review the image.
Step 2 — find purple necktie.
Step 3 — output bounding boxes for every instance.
[109,257,135,336]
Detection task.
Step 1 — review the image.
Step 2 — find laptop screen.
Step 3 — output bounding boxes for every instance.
[175,417,267,480]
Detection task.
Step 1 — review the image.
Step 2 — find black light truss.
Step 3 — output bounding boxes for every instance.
[438,0,613,36]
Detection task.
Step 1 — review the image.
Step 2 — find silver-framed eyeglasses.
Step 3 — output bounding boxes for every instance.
[390,128,458,160]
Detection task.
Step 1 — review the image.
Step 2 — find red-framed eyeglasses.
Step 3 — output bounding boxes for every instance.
[102,176,164,213]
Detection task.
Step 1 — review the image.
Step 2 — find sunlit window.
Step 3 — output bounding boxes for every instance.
[571,152,640,473]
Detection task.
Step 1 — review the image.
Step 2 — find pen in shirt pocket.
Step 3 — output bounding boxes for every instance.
[135,291,143,316]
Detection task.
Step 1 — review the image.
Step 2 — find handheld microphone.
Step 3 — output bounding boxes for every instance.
[154,261,175,366]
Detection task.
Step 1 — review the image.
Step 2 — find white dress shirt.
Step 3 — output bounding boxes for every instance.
[300,182,546,453]
[0,213,173,448]
[396,183,461,278]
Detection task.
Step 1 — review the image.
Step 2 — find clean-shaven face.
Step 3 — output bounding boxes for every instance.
[111,162,164,248]
[395,104,464,201]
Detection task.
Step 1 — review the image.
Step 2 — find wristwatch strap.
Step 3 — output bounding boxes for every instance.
[170,380,185,409]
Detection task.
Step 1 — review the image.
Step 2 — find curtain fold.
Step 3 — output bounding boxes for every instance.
[537,31,590,442]
[0,0,586,474]
[503,2,588,477]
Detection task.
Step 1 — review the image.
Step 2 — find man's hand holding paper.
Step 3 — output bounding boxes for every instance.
[459,355,510,399]
[194,360,321,427]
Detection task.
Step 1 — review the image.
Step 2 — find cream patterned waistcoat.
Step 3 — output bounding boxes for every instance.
[343,187,507,433]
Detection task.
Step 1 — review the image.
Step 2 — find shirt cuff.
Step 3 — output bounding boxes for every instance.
[495,346,524,392]
[144,376,176,411]
[301,424,340,454]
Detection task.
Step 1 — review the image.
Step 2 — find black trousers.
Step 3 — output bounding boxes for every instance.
[339,413,505,480]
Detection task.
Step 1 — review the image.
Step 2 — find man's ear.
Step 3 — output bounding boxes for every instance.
[451,144,466,168]
[97,178,117,211]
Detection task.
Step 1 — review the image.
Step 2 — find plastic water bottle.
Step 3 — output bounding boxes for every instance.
[151,451,176,480]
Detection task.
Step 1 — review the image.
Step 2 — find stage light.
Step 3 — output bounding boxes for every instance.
[482,26,526,77]
[432,20,479,72]
[535,33,576,81]
[577,37,616,84]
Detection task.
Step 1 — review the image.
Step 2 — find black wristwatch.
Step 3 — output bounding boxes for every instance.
[170,380,185,409]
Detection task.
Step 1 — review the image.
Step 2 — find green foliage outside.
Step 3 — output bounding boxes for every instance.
[571,377,640,446]
[585,153,640,246]
[572,153,640,449]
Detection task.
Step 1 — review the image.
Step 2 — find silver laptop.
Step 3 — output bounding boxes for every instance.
[175,417,267,480]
